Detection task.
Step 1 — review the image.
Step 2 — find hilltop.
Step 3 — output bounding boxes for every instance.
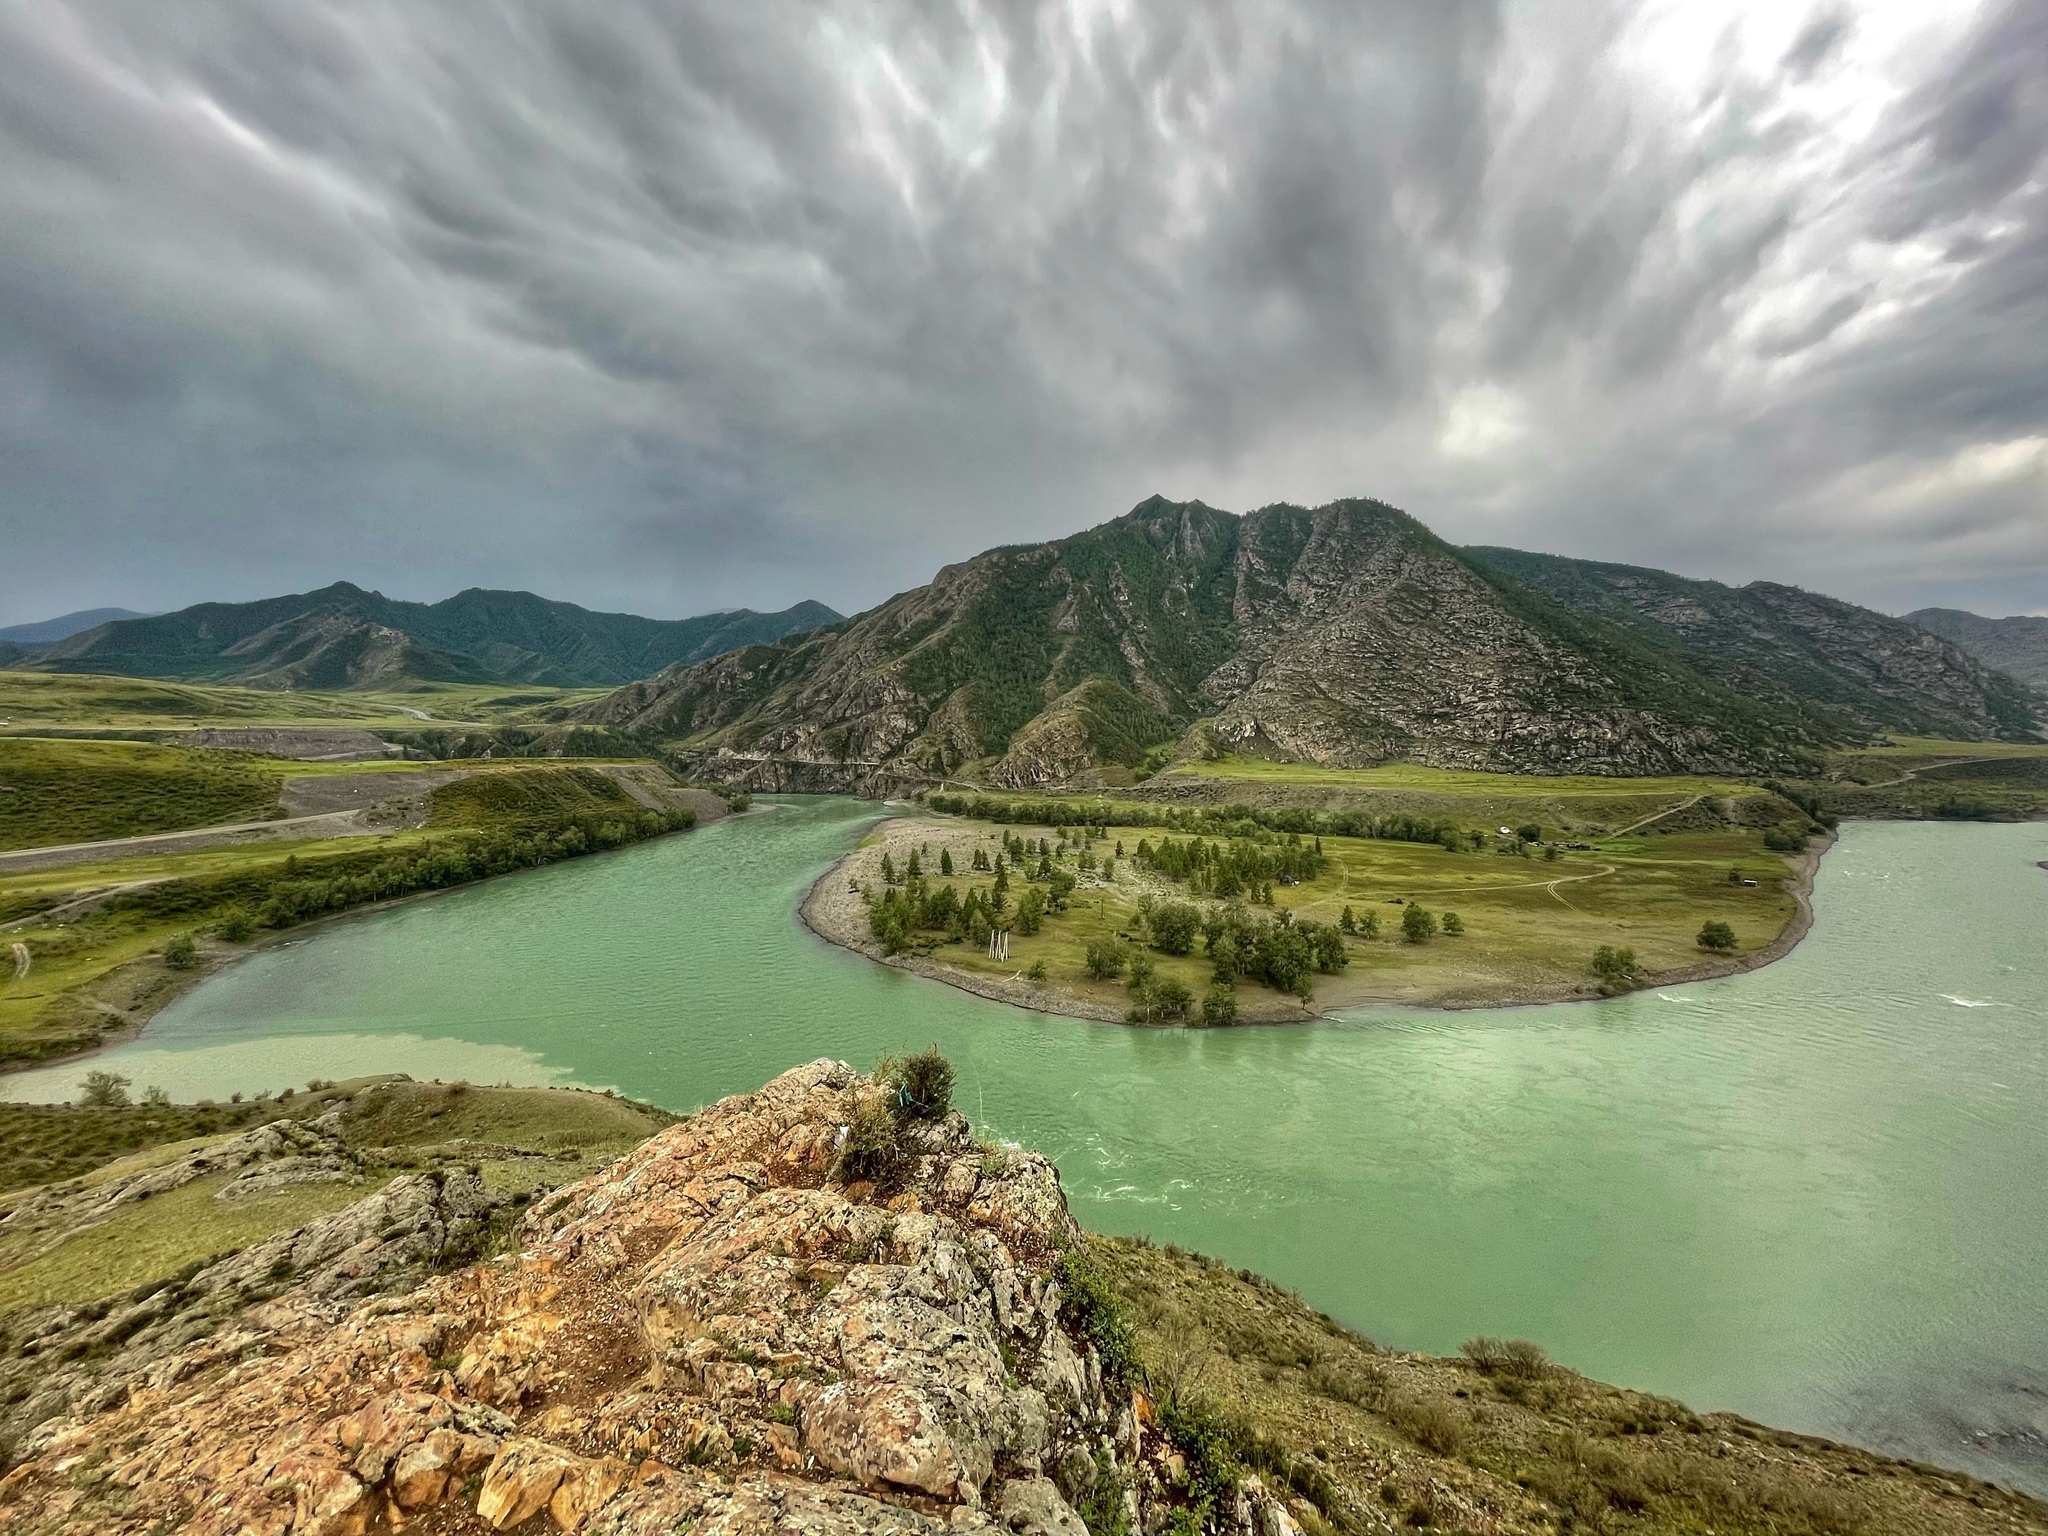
[585,496,2036,791]
[22,585,840,691]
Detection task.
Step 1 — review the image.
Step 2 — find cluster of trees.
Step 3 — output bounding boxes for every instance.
[1336,902,1462,943]
[864,847,1077,955]
[1131,834,1325,899]
[1202,908,1348,997]
[105,806,694,940]
[926,793,1470,852]
[249,810,692,930]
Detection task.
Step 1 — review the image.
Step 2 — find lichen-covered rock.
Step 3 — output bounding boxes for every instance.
[997,1473,1090,1536]
[0,1061,1173,1536]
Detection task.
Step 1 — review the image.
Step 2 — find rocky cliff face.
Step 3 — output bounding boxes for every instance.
[587,497,2037,792]
[1909,607,2048,693]
[0,1061,1294,1536]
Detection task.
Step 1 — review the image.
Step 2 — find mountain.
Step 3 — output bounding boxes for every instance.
[584,496,2039,789]
[1907,607,2048,691]
[0,607,151,645]
[1465,550,2043,742]
[32,585,841,691]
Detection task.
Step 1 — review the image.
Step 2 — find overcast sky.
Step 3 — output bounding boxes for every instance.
[2,0,2043,627]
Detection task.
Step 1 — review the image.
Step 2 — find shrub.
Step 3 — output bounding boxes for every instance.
[1084,936,1129,980]
[214,907,256,943]
[1068,1456,1133,1536]
[79,1070,131,1107]
[1053,1246,1138,1389]
[1306,1356,1386,1408]
[1387,1394,1465,1456]
[1157,1396,1244,1526]
[1461,1335,1549,1379]
[1027,960,1048,985]
[881,1046,955,1120]
[835,1090,905,1185]
[1129,977,1193,1024]
[1591,945,1641,992]
[1517,823,1542,843]
[1696,919,1737,952]
[1200,983,1238,1028]
[162,932,198,970]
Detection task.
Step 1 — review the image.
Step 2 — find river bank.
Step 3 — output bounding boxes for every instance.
[0,792,745,1080]
[800,812,1834,1024]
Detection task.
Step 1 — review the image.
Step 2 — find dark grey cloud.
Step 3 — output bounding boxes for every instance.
[0,0,2042,628]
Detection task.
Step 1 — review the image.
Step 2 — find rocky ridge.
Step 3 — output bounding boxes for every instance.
[0,1060,1292,1536]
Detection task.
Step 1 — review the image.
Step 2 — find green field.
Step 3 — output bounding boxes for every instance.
[852,807,1803,1016]
[0,669,606,731]
[1163,755,1751,798]
[0,737,286,849]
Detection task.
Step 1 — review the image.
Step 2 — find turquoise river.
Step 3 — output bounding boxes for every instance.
[7,799,2045,1495]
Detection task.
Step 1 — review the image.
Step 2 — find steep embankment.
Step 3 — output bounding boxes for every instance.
[586,497,2034,793]
[2,1061,2038,1535]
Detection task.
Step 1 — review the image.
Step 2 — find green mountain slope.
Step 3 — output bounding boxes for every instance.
[32,586,840,691]
[1908,607,2048,691]
[587,495,2033,788]
[1468,549,2041,741]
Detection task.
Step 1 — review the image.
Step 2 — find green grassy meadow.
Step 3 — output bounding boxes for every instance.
[0,737,286,849]
[0,669,606,732]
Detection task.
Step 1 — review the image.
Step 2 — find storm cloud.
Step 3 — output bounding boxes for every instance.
[1,0,2043,624]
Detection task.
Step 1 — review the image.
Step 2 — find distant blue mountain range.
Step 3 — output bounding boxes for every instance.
[0,608,153,644]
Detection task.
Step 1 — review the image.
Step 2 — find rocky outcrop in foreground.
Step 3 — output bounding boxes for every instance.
[0,1061,1283,1536]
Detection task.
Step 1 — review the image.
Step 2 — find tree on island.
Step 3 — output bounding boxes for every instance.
[1201,982,1238,1027]
[1084,936,1129,980]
